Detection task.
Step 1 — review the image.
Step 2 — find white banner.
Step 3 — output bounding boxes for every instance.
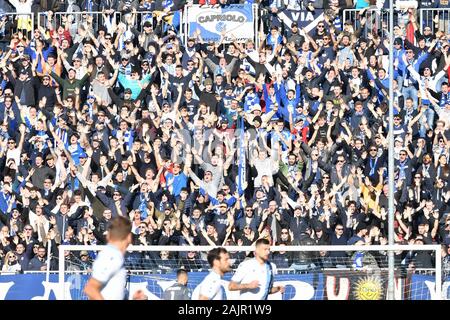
[186,4,255,43]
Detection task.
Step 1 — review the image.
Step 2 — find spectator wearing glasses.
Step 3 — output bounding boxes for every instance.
[319,154,351,187]
[396,148,415,185]
[27,244,47,271]
[96,189,134,218]
[236,206,260,232]
[78,250,93,272]
[363,144,387,185]
[328,223,350,267]
[2,251,21,272]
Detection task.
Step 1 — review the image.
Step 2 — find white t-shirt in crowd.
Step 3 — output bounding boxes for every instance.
[91,244,127,300]
[197,270,224,300]
[6,148,20,167]
[231,258,277,300]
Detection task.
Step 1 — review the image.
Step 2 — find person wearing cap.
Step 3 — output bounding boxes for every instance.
[78,250,93,271]
[35,74,57,111]
[186,166,219,199]
[139,21,157,49]
[287,22,304,48]
[193,76,220,116]
[2,64,35,107]
[347,223,369,246]
[249,103,262,115]
[59,53,86,80]
[18,53,32,73]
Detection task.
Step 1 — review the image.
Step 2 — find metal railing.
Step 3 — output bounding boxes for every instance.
[343,8,392,37]
[35,10,182,43]
[419,8,450,33]
[0,12,34,35]
[37,11,122,35]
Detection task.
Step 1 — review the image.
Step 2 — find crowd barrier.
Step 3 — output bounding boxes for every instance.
[343,8,450,38]
[0,12,34,35]
[419,8,450,34]
[36,11,122,33]
[342,8,392,37]
[3,8,450,46]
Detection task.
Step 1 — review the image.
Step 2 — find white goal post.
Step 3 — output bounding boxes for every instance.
[57,244,443,300]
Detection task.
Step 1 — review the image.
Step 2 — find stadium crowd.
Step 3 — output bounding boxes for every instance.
[0,0,449,273]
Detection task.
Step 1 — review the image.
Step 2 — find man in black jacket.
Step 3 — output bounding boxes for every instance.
[34,75,56,113]
[5,68,35,107]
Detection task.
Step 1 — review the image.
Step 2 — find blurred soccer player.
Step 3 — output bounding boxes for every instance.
[163,269,191,300]
[84,216,147,300]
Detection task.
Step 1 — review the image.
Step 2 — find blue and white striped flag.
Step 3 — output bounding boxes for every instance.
[237,115,246,196]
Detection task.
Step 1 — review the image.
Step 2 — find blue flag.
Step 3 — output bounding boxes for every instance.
[237,115,246,196]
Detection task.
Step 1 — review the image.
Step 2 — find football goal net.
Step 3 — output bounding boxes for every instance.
[55,244,447,300]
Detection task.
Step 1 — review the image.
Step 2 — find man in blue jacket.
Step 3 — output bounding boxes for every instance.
[397,41,434,109]
[27,245,47,271]
[274,76,301,122]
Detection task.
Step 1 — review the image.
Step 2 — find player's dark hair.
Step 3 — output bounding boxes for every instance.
[177,269,188,277]
[255,238,270,247]
[107,216,132,241]
[207,247,228,267]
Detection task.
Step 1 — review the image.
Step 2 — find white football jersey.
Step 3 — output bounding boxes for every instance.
[91,245,127,300]
[231,258,277,300]
[197,270,224,300]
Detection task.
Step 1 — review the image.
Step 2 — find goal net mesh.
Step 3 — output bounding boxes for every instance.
[57,245,447,300]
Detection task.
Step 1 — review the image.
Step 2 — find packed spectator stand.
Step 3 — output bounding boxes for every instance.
[0,0,449,274]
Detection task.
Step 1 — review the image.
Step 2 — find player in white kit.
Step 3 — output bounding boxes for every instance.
[229,238,285,300]
[84,216,147,300]
[197,247,231,300]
